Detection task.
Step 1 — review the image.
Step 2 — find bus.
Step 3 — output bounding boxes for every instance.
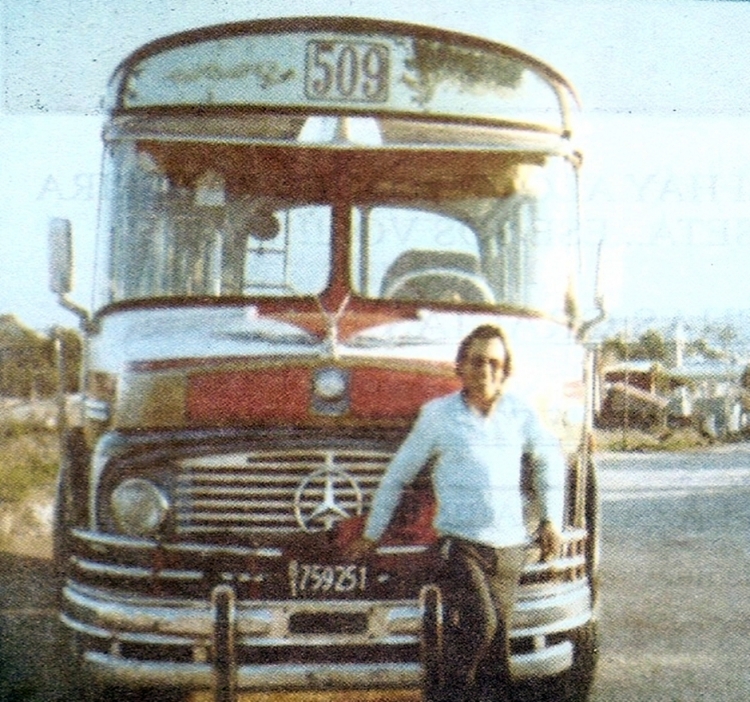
[49,16,601,702]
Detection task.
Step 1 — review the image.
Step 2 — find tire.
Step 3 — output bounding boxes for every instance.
[53,429,92,699]
[53,428,89,588]
[515,456,600,702]
[559,457,599,702]
[58,626,186,702]
[558,620,599,702]
[584,458,601,607]
[421,585,445,702]
[512,621,598,702]
[52,471,73,593]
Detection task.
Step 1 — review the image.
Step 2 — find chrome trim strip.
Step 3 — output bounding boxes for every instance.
[84,398,111,422]
[510,641,574,679]
[512,580,591,637]
[85,654,423,690]
[73,557,203,581]
[63,583,421,641]
[60,612,111,640]
[71,527,284,557]
[73,559,151,579]
[234,633,418,647]
[511,611,591,640]
[83,640,575,688]
[71,528,156,548]
[69,526,584,563]
[376,544,429,555]
[523,553,586,574]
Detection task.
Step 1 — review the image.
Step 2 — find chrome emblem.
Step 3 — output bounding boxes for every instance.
[293,454,363,532]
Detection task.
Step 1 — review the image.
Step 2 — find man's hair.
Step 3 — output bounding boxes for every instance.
[455,324,513,378]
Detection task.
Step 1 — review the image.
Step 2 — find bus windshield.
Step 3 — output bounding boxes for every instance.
[350,155,577,313]
[96,134,578,316]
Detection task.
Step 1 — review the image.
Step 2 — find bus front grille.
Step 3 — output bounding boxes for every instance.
[174,449,391,536]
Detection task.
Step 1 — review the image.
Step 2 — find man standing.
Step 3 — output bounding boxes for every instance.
[346,324,565,702]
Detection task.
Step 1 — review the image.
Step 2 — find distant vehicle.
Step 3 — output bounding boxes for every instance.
[49,16,601,701]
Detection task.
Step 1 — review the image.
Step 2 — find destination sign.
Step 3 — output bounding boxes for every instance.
[111,27,566,130]
[304,39,390,104]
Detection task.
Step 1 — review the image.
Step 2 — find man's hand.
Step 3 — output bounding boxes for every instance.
[343,535,376,562]
[537,520,561,562]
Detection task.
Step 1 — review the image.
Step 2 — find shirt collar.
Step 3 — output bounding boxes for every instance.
[460,389,504,417]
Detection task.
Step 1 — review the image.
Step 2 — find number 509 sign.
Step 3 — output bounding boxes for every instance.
[305,40,390,103]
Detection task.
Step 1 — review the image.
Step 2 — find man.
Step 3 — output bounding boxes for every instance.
[346,323,565,702]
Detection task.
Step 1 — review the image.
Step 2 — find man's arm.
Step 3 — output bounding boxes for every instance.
[536,518,562,562]
[344,404,438,560]
[344,534,377,561]
[524,407,566,561]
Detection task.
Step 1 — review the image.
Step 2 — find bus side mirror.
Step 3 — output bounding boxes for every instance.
[49,218,91,329]
[49,217,73,295]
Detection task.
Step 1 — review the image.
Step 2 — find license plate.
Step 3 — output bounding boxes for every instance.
[304,39,390,103]
[288,560,368,597]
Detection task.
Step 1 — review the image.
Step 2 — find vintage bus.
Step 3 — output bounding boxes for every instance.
[49,16,601,702]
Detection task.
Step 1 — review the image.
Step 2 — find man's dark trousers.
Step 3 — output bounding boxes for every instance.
[435,537,525,702]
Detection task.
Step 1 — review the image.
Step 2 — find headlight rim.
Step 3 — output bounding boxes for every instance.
[110,476,170,538]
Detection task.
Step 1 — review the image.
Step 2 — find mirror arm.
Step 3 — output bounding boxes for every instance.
[576,238,610,341]
[57,293,93,333]
[576,295,606,342]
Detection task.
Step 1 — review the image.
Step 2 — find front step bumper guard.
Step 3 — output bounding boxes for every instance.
[62,574,591,694]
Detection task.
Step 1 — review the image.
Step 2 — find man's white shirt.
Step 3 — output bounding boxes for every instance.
[364,391,566,548]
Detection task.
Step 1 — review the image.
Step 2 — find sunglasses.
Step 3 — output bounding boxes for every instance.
[465,355,505,373]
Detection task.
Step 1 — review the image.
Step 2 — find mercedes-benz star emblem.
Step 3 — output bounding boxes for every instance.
[293,455,363,532]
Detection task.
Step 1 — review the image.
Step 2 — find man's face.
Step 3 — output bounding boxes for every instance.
[457,336,507,408]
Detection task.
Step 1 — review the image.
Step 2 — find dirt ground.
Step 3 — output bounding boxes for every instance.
[0,491,53,559]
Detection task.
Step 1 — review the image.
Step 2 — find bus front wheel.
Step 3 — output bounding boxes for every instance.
[421,585,445,702]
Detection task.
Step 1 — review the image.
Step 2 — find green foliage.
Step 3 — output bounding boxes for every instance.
[601,335,627,359]
[0,425,58,504]
[601,328,668,362]
[637,329,668,361]
[686,338,723,361]
[0,315,81,398]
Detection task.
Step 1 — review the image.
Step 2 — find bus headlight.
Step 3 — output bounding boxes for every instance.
[111,478,169,537]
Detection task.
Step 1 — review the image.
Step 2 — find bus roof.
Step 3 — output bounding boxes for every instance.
[106,17,580,139]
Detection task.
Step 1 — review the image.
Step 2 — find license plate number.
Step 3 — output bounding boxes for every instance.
[305,39,390,103]
[289,560,368,597]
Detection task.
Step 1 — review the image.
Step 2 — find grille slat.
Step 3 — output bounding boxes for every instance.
[178,497,297,509]
[175,450,391,536]
[179,512,298,524]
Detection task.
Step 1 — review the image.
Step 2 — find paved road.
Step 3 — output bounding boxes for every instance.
[2,445,750,701]
[589,444,750,702]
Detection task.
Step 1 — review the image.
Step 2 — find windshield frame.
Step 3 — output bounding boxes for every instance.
[93,126,580,325]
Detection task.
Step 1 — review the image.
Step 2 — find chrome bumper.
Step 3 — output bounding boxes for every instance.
[82,655,421,690]
[61,574,591,690]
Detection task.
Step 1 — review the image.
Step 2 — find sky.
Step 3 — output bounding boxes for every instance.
[2,0,750,331]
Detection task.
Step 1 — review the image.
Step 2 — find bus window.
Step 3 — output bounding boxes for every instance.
[241,204,331,296]
[98,140,332,304]
[351,206,493,304]
[350,155,578,317]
